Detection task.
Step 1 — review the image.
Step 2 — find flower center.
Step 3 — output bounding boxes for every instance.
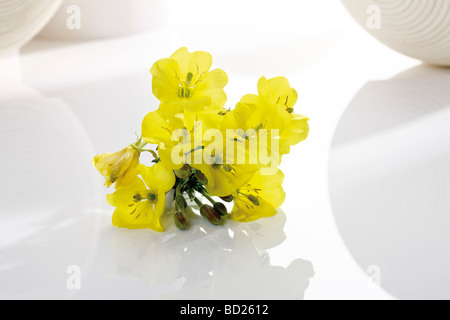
[178,72,195,98]
[133,191,157,204]
[147,192,157,203]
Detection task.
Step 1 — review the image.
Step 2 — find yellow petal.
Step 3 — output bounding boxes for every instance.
[151,58,181,102]
[112,195,165,232]
[92,146,140,188]
[230,169,286,222]
[114,153,140,187]
[280,113,310,147]
[141,111,185,145]
[107,177,147,208]
[257,76,298,109]
[170,47,212,80]
[192,163,258,197]
[192,68,228,109]
[139,162,176,193]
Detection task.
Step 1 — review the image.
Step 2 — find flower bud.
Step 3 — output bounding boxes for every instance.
[174,165,192,179]
[195,170,208,186]
[213,202,228,217]
[175,194,188,211]
[174,211,189,230]
[200,205,222,225]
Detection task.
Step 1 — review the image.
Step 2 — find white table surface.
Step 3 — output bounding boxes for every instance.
[2,0,448,300]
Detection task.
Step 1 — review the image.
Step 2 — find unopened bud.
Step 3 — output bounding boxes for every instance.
[220,195,234,203]
[214,202,228,217]
[175,165,192,179]
[174,211,189,230]
[195,170,208,186]
[175,194,187,211]
[200,205,222,225]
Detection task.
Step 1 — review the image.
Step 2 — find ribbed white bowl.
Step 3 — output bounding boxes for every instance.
[342,0,450,66]
[38,0,165,40]
[0,0,62,53]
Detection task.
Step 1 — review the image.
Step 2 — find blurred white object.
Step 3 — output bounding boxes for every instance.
[0,81,101,248]
[0,52,20,81]
[0,0,62,54]
[342,0,450,66]
[330,66,450,299]
[39,0,166,40]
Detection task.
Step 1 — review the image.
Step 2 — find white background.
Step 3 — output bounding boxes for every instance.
[1,0,447,300]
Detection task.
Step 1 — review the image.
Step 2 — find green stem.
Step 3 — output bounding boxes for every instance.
[193,197,203,208]
[176,182,184,195]
[199,189,216,205]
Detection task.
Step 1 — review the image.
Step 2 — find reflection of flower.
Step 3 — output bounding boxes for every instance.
[108,211,315,299]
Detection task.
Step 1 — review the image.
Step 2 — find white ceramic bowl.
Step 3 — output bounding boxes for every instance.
[38,0,165,40]
[0,0,62,54]
[341,0,450,66]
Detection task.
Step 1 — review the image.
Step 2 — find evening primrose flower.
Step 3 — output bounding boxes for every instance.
[92,146,140,188]
[151,47,228,115]
[230,169,286,222]
[142,109,224,171]
[192,161,259,198]
[189,122,260,197]
[141,110,188,171]
[257,76,298,114]
[107,163,176,232]
[240,76,310,156]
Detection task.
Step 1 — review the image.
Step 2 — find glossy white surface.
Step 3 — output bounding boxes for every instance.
[1,0,447,300]
[330,66,450,300]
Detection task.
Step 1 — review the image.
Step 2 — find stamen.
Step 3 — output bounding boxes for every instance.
[186,72,194,86]
[246,194,260,206]
[222,164,233,173]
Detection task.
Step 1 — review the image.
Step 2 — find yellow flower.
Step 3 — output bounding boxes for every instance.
[240,76,310,156]
[151,47,228,116]
[257,76,298,113]
[107,163,176,232]
[141,110,187,171]
[192,162,259,198]
[92,146,140,188]
[230,169,286,222]
[142,108,225,172]
[188,112,260,197]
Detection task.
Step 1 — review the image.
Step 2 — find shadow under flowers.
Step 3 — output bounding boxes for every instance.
[108,211,315,300]
[329,65,450,300]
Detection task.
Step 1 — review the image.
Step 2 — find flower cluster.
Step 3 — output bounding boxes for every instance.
[93,47,309,232]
